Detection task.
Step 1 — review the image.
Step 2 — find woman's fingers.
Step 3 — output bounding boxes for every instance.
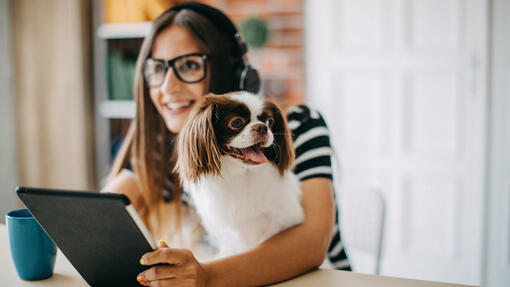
[141,247,191,266]
[137,246,207,287]
[157,239,169,248]
[145,278,174,287]
[146,278,196,287]
[139,264,179,282]
[139,263,205,285]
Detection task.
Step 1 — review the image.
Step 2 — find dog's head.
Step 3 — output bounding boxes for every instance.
[175,91,294,182]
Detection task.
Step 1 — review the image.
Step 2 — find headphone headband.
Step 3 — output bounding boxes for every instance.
[157,2,247,57]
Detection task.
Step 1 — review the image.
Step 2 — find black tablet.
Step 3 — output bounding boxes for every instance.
[16,186,157,287]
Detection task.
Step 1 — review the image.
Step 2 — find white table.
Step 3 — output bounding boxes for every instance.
[0,224,477,286]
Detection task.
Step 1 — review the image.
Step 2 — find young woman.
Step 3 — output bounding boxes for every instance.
[102,3,350,286]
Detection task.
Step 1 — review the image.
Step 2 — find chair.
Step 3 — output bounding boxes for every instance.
[337,187,386,274]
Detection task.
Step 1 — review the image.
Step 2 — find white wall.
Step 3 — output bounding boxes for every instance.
[0,0,19,223]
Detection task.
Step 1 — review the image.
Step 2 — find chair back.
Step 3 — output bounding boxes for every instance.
[338,187,385,274]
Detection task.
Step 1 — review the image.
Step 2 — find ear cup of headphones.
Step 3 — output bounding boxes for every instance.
[238,65,261,94]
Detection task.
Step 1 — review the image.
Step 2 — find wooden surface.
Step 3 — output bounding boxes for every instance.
[271,269,479,287]
[0,224,478,286]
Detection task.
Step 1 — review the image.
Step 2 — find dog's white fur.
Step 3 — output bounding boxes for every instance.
[184,156,303,257]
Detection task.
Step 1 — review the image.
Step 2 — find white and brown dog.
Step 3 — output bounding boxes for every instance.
[175,91,304,257]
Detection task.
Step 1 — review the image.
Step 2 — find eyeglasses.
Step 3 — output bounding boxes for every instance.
[143,53,208,88]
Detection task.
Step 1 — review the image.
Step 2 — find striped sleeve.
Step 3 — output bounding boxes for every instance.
[287,106,333,181]
[287,105,351,271]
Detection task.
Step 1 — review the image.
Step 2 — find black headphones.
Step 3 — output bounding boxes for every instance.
[158,2,261,94]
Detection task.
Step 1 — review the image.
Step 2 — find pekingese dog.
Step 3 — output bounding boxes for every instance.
[175,91,304,257]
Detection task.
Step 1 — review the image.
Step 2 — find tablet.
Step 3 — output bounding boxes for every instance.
[16,186,157,287]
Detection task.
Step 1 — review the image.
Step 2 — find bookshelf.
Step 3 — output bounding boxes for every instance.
[92,0,149,185]
[98,100,136,119]
[97,22,152,39]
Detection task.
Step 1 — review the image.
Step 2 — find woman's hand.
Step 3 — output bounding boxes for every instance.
[137,240,209,287]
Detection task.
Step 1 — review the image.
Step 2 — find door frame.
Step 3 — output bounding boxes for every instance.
[0,0,19,222]
[483,0,510,285]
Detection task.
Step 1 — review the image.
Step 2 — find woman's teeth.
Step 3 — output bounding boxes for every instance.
[166,101,193,110]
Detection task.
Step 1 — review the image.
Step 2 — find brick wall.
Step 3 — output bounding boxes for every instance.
[185,0,305,104]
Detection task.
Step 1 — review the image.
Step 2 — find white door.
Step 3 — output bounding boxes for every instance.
[306,0,487,285]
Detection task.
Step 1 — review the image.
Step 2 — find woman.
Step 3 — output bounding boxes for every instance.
[103,3,350,286]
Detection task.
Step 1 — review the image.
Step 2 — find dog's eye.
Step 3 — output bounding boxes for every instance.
[267,118,274,129]
[229,117,245,130]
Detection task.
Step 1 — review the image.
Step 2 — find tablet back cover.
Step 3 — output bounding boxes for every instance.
[17,187,154,287]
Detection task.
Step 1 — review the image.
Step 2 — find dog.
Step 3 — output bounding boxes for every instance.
[175,91,304,257]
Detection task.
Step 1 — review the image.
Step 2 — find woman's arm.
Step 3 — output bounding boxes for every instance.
[100,169,146,214]
[137,177,335,287]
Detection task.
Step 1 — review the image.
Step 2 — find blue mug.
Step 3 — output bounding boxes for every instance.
[6,208,57,280]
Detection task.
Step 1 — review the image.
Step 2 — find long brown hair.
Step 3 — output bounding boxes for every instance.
[107,9,242,240]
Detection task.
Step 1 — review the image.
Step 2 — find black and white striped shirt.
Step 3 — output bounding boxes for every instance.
[287,105,351,271]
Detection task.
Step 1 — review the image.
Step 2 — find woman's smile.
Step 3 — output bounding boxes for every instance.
[158,98,198,129]
[163,100,196,114]
[166,100,194,110]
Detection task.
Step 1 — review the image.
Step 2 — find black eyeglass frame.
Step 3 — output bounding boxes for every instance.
[144,53,208,88]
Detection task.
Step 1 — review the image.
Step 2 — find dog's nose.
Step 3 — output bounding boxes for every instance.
[253,124,268,135]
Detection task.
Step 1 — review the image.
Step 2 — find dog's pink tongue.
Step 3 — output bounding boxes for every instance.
[243,146,267,163]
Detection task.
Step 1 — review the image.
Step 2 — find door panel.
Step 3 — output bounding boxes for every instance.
[403,71,465,159]
[406,0,464,49]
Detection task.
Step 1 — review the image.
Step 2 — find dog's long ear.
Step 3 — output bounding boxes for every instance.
[175,96,222,183]
[264,100,295,176]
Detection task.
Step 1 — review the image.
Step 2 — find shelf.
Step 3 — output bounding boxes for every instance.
[97,22,151,39]
[99,100,136,119]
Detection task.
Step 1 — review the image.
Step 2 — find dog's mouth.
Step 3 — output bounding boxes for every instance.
[226,142,267,164]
